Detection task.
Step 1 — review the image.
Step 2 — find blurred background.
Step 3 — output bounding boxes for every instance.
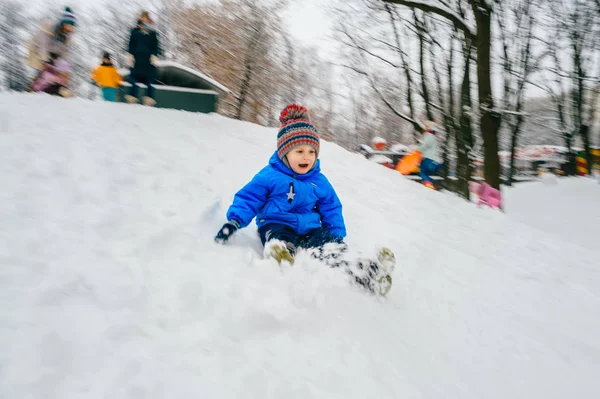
[1,0,599,196]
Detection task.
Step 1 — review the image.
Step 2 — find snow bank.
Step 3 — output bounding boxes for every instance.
[1,94,599,398]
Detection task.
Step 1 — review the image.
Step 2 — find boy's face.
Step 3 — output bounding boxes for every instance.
[286,145,317,174]
[102,57,110,63]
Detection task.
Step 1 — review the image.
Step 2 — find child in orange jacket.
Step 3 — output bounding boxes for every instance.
[91,52,122,102]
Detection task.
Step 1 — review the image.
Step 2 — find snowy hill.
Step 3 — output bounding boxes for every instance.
[1,94,599,398]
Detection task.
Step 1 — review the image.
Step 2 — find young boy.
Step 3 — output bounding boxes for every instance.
[214,104,394,296]
[91,52,122,102]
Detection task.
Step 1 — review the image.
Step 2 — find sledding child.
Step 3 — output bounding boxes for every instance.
[214,104,395,296]
[91,52,122,102]
[419,122,442,189]
[31,53,74,98]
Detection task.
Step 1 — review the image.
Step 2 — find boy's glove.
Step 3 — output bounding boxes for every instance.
[150,55,158,66]
[214,220,241,243]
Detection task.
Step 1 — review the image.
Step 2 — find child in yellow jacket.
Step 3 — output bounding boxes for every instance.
[91,52,122,102]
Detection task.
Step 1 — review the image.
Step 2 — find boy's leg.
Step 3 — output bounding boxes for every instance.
[102,87,117,102]
[258,223,299,264]
[419,158,432,184]
[258,223,299,247]
[299,228,395,296]
[297,227,342,249]
[43,84,61,95]
[297,227,348,268]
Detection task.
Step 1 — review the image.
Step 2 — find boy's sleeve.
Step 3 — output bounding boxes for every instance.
[317,177,346,239]
[226,169,271,228]
[90,66,98,83]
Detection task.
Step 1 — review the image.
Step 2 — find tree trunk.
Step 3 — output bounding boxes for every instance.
[386,5,419,141]
[457,43,473,199]
[472,5,501,189]
[234,28,261,120]
[415,12,434,121]
[581,124,592,175]
[507,114,524,186]
[430,34,455,186]
[565,134,577,176]
[235,63,253,120]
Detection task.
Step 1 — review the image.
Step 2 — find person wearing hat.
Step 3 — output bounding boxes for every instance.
[214,104,344,252]
[27,6,77,71]
[124,11,161,106]
[213,104,395,296]
[418,121,443,189]
[91,52,123,102]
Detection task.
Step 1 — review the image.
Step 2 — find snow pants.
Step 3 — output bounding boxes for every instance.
[420,158,441,184]
[128,69,156,100]
[101,87,117,102]
[258,223,343,251]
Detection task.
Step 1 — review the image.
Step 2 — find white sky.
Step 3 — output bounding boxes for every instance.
[25,0,555,101]
[27,0,335,47]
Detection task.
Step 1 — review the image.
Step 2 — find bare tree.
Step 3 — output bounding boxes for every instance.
[334,1,424,137]
[497,0,540,185]
[382,0,503,189]
[0,0,29,91]
[541,0,599,175]
[173,0,286,122]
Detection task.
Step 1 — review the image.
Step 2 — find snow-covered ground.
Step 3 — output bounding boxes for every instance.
[505,178,600,251]
[1,94,599,398]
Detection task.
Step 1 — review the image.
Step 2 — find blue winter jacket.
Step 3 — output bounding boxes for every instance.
[226,152,346,238]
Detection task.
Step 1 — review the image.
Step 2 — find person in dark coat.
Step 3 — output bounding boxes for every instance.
[125,11,161,106]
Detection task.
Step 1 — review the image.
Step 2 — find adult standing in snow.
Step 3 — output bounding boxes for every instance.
[26,7,77,71]
[125,11,161,106]
[418,122,442,189]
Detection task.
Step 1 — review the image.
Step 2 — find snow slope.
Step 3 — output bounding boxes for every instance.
[1,94,599,398]
[505,178,600,252]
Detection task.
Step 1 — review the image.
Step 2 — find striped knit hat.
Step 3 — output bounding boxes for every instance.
[277,104,320,163]
[60,7,76,27]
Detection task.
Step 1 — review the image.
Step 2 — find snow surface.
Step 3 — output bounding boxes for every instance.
[505,178,600,252]
[1,94,600,398]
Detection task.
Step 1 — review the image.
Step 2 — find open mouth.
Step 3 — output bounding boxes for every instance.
[298,163,310,169]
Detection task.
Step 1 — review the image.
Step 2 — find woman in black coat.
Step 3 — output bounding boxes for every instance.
[125,12,161,106]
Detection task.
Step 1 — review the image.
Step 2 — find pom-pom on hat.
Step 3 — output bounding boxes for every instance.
[277,104,320,162]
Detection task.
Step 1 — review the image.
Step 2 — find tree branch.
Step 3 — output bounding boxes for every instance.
[338,64,422,131]
[382,0,476,38]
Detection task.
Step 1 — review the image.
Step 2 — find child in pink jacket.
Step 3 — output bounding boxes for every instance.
[31,55,74,97]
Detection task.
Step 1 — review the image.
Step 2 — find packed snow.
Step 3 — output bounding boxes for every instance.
[1,94,599,398]
[505,178,600,252]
